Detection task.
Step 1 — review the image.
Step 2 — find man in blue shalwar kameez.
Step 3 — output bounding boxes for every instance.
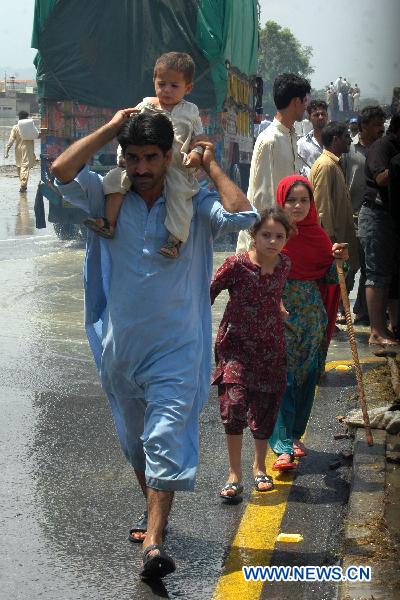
[51,109,258,579]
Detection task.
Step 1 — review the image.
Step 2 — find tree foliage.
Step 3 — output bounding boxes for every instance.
[258,20,314,115]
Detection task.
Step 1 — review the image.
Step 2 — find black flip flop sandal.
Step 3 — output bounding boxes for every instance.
[129,510,148,543]
[84,217,114,239]
[139,544,176,580]
[254,474,274,492]
[129,511,168,543]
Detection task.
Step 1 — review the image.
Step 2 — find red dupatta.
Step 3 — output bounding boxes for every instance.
[276,175,340,343]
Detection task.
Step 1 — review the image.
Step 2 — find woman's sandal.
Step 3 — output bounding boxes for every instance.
[272,454,297,471]
[139,544,176,580]
[159,239,181,259]
[293,440,307,458]
[254,474,274,492]
[219,481,244,500]
[84,217,115,239]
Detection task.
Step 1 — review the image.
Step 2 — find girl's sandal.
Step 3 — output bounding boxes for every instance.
[159,239,182,259]
[219,481,244,499]
[84,217,115,239]
[254,474,274,492]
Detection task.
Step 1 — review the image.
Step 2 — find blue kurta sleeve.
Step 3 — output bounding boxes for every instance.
[55,165,105,217]
[196,190,258,239]
[55,166,110,371]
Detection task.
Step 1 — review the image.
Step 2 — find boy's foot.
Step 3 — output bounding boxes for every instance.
[84,217,115,239]
[159,235,181,259]
[253,474,274,492]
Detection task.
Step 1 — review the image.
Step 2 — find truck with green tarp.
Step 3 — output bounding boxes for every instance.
[32,0,260,239]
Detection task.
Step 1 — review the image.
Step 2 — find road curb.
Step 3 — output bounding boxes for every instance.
[339,427,387,599]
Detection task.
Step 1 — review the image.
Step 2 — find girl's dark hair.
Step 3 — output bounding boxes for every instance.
[250,206,293,239]
[287,180,313,201]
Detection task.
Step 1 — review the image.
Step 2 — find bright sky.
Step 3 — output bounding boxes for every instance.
[259,0,400,102]
[1,1,399,102]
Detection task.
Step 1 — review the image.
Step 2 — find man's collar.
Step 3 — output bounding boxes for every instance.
[273,117,294,134]
[323,149,340,163]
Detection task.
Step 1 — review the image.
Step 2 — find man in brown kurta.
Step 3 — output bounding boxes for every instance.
[4,111,38,192]
[310,121,359,275]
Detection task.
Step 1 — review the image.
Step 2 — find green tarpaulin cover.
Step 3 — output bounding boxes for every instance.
[32,0,257,111]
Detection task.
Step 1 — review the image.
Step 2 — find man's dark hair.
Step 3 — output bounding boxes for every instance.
[154,52,195,84]
[273,73,311,110]
[321,121,348,148]
[307,99,328,116]
[358,106,385,130]
[388,114,400,134]
[18,110,29,120]
[117,113,174,155]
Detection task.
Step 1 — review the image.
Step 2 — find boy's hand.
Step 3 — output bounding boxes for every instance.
[184,150,202,169]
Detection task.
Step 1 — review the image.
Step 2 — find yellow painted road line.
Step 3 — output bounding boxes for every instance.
[212,357,383,600]
[212,449,295,600]
[325,357,385,372]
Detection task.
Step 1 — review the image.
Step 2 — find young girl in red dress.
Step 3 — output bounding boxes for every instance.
[210,207,292,499]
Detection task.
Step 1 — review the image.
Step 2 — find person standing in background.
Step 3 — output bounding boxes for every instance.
[236,73,310,251]
[297,100,328,178]
[309,121,359,277]
[358,114,400,347]
[4,111,39,193]
[341,106,386,324]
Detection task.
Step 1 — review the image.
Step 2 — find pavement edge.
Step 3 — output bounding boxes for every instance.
[338,427,386,600]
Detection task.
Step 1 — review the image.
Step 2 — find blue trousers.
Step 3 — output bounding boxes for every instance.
[269,370,319,455]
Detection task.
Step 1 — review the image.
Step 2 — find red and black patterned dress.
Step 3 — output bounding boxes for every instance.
[210,251,291,438]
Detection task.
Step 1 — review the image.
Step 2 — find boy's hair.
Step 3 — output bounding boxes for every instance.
[273,73,311,110]
[358,105,385,129]
[117,112,174,155]
[307,99,327,116]
[154,52,195,83]
[321,121,348,148]
[18,110,29,120]
[250,206,293,239]
[388,113,400,134]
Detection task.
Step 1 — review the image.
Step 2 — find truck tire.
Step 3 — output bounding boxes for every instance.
[53,223,86,241]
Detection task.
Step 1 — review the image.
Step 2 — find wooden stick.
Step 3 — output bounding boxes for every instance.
[335,258,374,445]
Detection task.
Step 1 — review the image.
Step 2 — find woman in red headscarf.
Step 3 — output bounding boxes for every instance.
[269,175,348,470]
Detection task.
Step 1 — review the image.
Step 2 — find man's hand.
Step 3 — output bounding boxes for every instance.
[375,169,389,187]
[109,108,140,131]
[190,136,215,175]
[332,242,349,261]
[4,153,8,159]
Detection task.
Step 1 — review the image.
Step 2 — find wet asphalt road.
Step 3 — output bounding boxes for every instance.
[0,168,372,600]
